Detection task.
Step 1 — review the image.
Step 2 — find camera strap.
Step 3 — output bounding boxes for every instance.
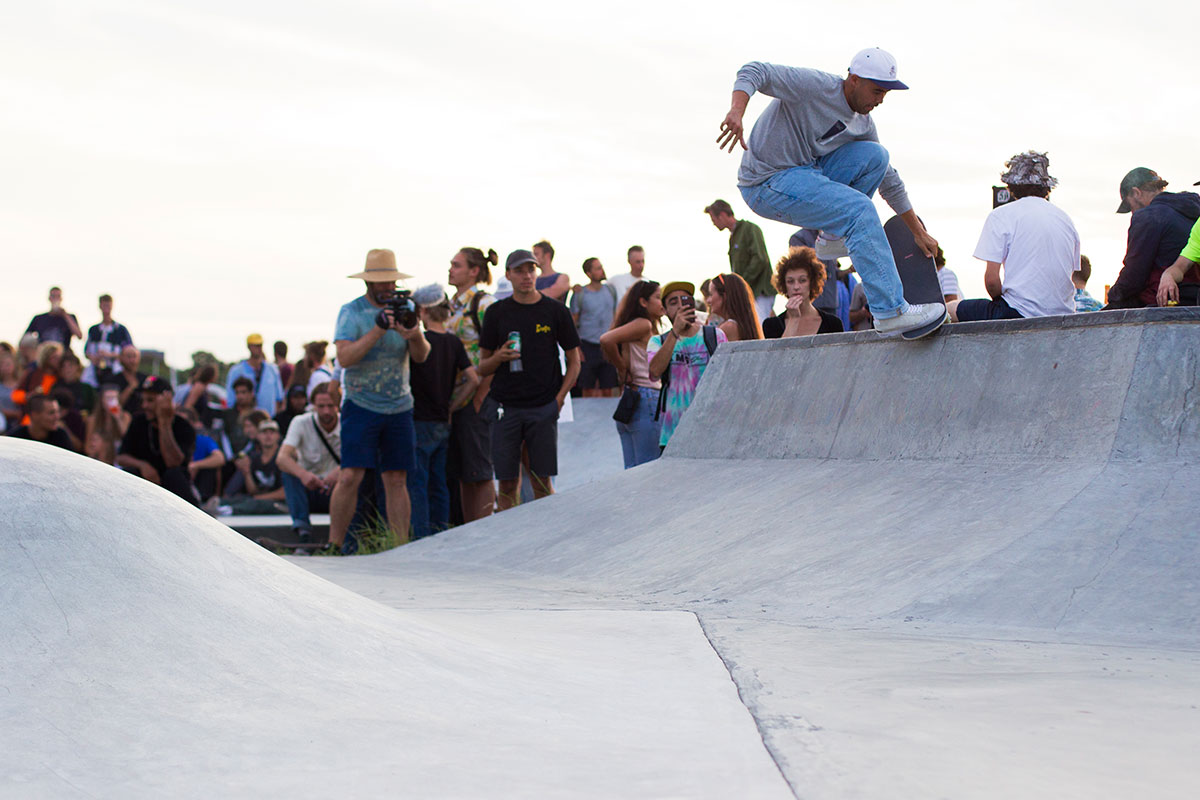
[311,416,340,466]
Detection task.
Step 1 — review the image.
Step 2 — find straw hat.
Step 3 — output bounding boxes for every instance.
[347,249,413,281]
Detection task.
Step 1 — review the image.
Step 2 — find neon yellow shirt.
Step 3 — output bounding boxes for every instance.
[1182,218,1200,263]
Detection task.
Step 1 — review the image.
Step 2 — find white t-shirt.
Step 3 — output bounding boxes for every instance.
[973,196,1079,318]
[281,410,341,476]
[937,267,962,299]
[306,365,334,401]
[607,272,649,305]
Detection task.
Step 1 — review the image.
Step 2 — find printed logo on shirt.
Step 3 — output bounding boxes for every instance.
[535,323,551,334]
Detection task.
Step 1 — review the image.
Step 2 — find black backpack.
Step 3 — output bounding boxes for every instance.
[655,325,719,422]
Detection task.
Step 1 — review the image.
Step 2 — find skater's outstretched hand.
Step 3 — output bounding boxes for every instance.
[717,91,751,153]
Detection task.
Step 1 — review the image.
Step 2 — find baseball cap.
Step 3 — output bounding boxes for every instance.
[660,281,696,301]
[505,249,538,271]
[258,419,280,433]
[246,333,264,346]
[1117,167,1167,214]
[140,375,172,394]
[848,47,909,91]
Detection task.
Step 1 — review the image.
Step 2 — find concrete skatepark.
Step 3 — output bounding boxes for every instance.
[3,308,1199,798]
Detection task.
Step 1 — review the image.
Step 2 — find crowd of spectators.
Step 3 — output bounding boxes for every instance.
[5,164,1198,551]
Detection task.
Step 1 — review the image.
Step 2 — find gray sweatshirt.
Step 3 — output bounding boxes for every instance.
[733,62,912,214]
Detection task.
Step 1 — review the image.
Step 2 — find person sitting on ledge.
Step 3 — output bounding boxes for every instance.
[1157,214,1200,306]
[763,247,844,337]
[949,151,1079,323]
[1107,168,1200,308]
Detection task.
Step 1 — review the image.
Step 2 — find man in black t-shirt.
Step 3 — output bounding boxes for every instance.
[117,376,198,505]
[409,287,479,538]
[4,394,75,452]
[25,287,82,350]
[478,249,581,510]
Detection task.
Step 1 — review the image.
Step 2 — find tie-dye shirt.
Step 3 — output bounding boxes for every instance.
[334,295,412,414]
[1074,287,1103,312]
[647,327,727,447]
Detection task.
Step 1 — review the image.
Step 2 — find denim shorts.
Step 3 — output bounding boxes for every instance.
[340,399,416,472]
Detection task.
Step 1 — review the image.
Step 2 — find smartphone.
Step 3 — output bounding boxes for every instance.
[680,295,696,310]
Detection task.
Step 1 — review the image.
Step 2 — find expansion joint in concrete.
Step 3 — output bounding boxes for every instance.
[692,612,799,800]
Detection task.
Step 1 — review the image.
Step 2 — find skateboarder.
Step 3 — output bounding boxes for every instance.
[718,47,946,337]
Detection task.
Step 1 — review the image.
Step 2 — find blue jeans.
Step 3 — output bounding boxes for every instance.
[616,386,663,469]
[282,472,330,530]
[407,421,451,540]
[740,140,908,319]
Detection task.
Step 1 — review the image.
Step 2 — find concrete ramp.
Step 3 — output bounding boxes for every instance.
[299,310,1200,798]
[0,440,788,798]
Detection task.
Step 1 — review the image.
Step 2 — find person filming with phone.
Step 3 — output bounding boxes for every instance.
[647,282,727,451]
[327,249,431,555]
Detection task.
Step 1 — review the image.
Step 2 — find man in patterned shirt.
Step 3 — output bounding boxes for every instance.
[446,246,499,521]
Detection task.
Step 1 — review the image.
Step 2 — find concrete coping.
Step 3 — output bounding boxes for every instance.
[731,306,1200,352]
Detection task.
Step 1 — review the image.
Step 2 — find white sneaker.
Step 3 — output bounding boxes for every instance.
[814,232,849,260]
[873,302,947,337]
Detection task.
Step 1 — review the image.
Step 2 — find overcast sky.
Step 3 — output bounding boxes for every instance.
[3,0,1195,366]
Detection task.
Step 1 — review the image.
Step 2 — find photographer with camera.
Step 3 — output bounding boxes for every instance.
[327,249,430,554]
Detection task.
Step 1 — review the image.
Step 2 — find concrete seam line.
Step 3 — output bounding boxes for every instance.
[692,612,799,800]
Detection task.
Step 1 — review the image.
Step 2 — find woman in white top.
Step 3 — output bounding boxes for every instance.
[599,280,665,468]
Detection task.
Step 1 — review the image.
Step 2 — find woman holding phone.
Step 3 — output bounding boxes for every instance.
[599,280,665,468]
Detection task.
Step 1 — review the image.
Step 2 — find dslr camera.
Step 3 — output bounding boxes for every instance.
[378,289,419,329]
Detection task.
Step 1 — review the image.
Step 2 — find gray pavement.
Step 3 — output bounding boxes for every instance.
[4,308,1199,798]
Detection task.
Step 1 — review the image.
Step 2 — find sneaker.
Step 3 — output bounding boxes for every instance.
[216,504,233,517]
[873,302,948,337]
[815,232,849,260]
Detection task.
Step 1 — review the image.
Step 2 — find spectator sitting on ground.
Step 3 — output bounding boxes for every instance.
[569,257,621,398]
[0,346,20,431]
[117,376,197,504]
[4,393,75,451]
[478,249,582,510]
[17,332,40,375]
[1157,216,1200,307]
[705,273,763,342]
[949,151,1078,323]
[277,382,341,541]
[275,385,309,436]
[181,406,225,502]
[935,247,961,302]
[50,387,85,451]
[15,341,64,420]
[1106,168,1200,308]
[599,280,665,469]
[84,385,131,465]
[607,245,650,304]
[446,246,499,523]
[175,363,219,430]
[1074,255,1104,312]
[218,377,260,459]
[220,419,286,515]
[273,340,293,387]
[225,333,285,415]
[115,345,148,415]
[648,282,727,450]
[57,351,95,420]
[84,293,133,387]
[532,240,570,301]
[763,247,844,337]
[25,286,82,350]
[408,285,479,539]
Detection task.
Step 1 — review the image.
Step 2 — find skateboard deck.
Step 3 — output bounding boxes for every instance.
[883,215,948,340]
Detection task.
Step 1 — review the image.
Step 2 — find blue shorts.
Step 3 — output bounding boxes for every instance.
[955,296,1023,322]
[340,399,416,473]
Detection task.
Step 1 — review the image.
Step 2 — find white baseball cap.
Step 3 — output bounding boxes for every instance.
[848,47,909,90]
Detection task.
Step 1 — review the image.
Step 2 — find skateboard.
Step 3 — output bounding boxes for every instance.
[883,215,948,340]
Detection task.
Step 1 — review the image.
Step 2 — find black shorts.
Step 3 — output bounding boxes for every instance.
[492,400,559,481]
[576,340,619,390]
[955,296,1023,322]
[449,396,497,483]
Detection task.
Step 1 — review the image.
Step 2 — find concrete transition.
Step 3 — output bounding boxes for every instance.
[3,308,1199,798]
